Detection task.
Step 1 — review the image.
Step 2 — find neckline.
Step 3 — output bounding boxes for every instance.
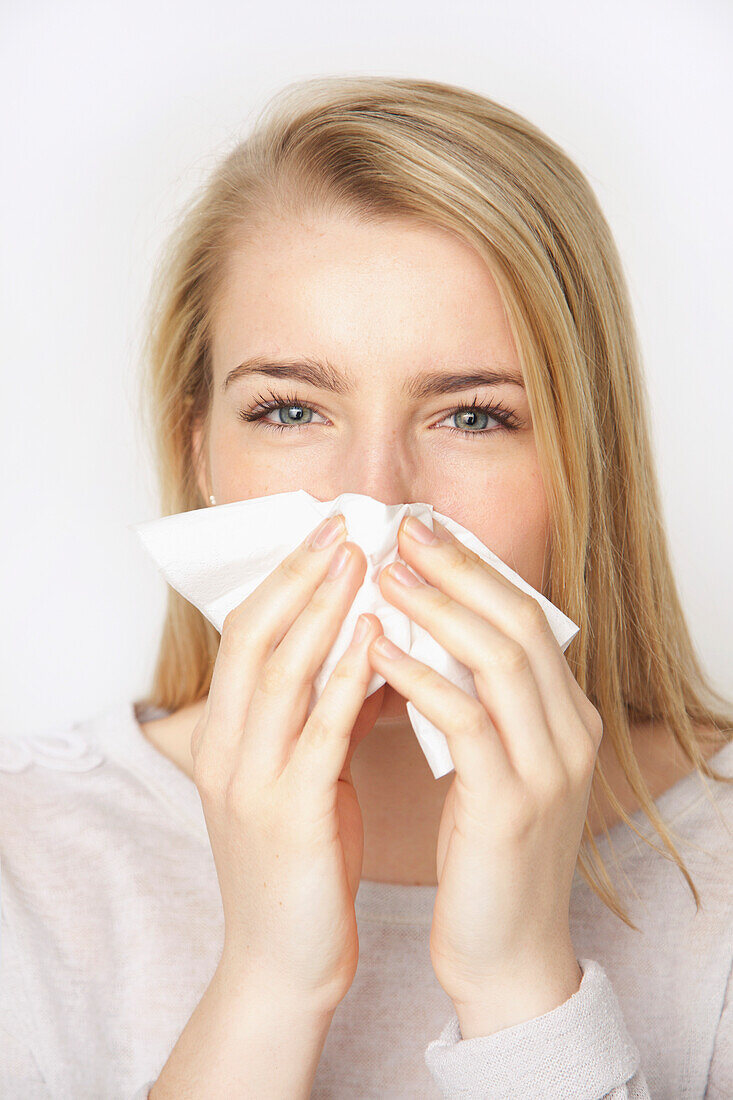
[111,698,732,926]
[104,698,210,844]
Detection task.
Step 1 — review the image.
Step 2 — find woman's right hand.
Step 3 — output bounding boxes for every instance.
[190,513,385,1015]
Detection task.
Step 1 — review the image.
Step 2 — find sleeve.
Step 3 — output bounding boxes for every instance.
[705,954,733,1099]
[423,956,651,1099]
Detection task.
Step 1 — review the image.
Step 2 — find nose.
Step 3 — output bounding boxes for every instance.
[337,432,422,508]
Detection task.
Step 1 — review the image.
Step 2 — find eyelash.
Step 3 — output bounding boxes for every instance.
[236,388,521,439]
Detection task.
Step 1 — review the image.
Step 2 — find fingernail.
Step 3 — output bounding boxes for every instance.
[307,514,345,549]
[387,562,424,587]
[372,635,403,659]
[403,516,440,545]
[326,543,351,578]
[353,614,370,643]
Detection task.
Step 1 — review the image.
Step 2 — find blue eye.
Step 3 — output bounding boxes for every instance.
[237,388,521,438]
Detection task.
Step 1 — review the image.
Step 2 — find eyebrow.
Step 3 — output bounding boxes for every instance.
[222,355,525,399]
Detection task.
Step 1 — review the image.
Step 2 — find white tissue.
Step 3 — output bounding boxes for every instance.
[130,490,579,779]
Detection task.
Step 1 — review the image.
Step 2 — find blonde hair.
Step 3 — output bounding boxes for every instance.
[135,75,733,930]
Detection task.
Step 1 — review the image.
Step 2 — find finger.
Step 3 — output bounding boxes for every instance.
[378,563,558,771]
[366,637,516,797]
[290,613,380,799]
[432,518,592,708]
[394,520,590,755]
[240,541,366,779]
[197,515,348,769]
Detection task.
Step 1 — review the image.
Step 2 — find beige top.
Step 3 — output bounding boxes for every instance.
[0,699,731,1098]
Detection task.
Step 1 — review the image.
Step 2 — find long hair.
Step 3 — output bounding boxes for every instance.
[134,75,733,930]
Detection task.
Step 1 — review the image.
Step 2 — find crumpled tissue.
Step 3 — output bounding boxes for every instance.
[130,490,579,779]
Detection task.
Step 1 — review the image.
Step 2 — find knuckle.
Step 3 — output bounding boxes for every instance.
[304,711,331,747]
[463,702,489,740]
[411,662,437,692]
[534,764,570,807]
[219,610,252,659]
[486,638,529,675]
[223,768,260,822]
[192,751,225,801]
[309,586,339,616]
[280,552,312,585]
[576,739,600,779]
[189,718,206,759]
[572,722,601,775]
[258,657,290,698]
[430,588,453,613]
[446,546,473,574]
[587,706,604,745]
[221,606,238,634]
[517,596,549,635]
[330,656,358,688]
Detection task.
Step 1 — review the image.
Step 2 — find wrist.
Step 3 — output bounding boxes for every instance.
[212,962,341,1023]
[453,954,583,1040]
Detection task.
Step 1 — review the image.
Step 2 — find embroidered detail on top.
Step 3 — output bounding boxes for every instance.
[0,729,105,773]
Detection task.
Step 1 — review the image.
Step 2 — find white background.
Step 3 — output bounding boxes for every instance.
[1,0,731,736]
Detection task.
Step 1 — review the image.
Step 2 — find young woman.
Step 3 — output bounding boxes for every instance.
[1,76,731,1099]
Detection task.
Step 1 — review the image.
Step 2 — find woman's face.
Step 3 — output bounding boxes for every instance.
[195,212,551,721]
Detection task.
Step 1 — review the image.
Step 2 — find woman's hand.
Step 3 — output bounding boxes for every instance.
[191,514,385,1017]
[367,515,602,1036]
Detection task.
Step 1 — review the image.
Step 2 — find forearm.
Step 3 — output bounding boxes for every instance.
[149,966,335,1099]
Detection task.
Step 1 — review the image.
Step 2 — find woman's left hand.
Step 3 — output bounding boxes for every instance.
[367,515,603,1036]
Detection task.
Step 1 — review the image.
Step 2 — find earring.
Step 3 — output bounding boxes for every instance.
[209,494,216,505]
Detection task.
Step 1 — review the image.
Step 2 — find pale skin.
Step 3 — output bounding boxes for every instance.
[140,212,723,1031]
[138,210,726,1034]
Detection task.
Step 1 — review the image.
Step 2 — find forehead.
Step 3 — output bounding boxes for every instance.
[210,214,520,378]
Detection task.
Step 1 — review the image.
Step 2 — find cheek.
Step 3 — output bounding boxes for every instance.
[210,416,310,499]
[210,407,350,503]
[442,460,551,593]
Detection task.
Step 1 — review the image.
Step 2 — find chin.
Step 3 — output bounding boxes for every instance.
[378,683,410,721]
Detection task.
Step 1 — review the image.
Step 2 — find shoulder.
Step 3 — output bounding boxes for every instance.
[0,702,191,970]
[0,718,107,831]
[625,725,733,906]
[0,716,115,974]
[0,701,150,874]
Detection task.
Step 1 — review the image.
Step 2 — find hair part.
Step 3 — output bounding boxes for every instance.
[135,74,733,930]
